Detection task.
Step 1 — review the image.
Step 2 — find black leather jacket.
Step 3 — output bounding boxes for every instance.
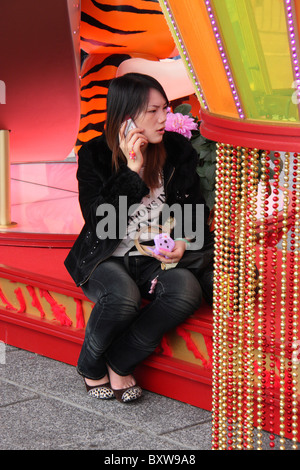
[64,131,213,286]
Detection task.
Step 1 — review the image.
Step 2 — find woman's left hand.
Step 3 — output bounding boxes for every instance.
[152,240,187,264]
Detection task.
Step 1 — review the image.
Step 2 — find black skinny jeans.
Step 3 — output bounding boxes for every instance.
[77,251,213,380]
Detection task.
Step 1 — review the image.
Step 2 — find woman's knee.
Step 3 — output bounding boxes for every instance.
[107,285,142,315]
[82,260,141,306]
[158,268,202,310]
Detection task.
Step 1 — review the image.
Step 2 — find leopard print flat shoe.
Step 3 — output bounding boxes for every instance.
[112,384,143,403]
[84,379,115,399]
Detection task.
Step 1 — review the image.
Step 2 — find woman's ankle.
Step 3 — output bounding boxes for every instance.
[106,364,136,390]
[84,375,109,387]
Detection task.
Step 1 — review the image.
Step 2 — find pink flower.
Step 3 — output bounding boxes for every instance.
[165,111,198,139]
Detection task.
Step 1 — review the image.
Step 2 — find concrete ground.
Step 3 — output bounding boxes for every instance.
[0,344,298,455]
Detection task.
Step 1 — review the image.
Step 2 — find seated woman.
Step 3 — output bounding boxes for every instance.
[65,73,214,403]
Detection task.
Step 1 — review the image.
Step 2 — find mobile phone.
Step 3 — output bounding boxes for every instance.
[124,118,136,137]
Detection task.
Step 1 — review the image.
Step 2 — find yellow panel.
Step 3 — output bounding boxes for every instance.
[250,0,293,90]
[160,0,239,118]
[213,0,298,121]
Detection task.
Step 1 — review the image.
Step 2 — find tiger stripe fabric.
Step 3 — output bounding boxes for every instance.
[76,0,175,152]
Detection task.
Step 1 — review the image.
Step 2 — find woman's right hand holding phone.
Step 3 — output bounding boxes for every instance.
[119,120,148,173]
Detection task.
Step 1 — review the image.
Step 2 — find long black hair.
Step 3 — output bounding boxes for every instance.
[105,73,169,189]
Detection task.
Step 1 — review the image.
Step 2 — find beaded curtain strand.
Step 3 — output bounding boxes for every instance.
[212,145,299,450]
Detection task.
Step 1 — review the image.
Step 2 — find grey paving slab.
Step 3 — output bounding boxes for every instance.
[0,381,39,407]
[0,346,298,452]
[0,393,195,450]
[163,421,213,451]
[0,347,211,450]
[0,347,211,437]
